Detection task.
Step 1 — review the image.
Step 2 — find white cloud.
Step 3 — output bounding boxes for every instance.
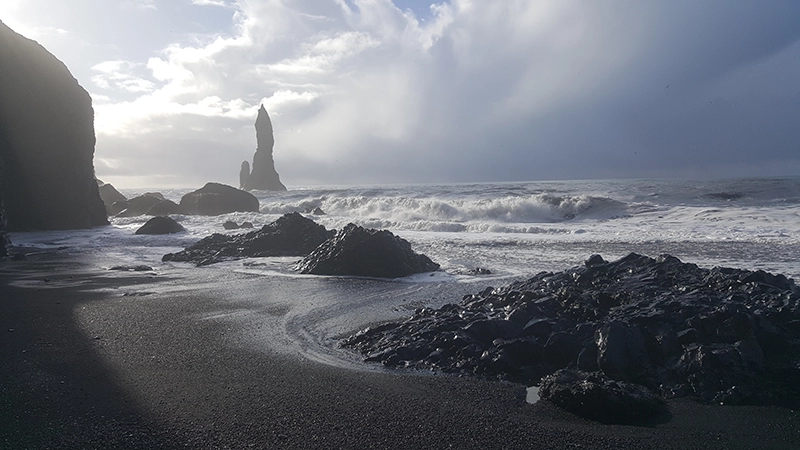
[122,0,157,11]
[91,60,157,93]
[45,0,796,187]
[191,0,235,7]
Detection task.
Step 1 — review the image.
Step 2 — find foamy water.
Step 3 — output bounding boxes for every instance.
[6,177,800,375]
[9,177,800,281]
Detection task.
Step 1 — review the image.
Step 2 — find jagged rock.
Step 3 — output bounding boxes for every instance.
[146,199,180,216]
[116,193,165,217]
[135,216,185,235]
[239,161,250,189]
[109,200,129,216]
[179,182,259,216]
[98,183,127,215]
[0,22,108,230]
[539,369,668,425]
[109,264,153,272]
[244,105,286,191]
[297,223,440,278]
[222,220,253,230]
[342,253,800,410]
[163,212,332,266]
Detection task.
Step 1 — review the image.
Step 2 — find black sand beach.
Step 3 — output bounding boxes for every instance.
[2,251,799,449]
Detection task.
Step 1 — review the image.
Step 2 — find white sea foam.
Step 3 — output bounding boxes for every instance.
[8,178,800,281]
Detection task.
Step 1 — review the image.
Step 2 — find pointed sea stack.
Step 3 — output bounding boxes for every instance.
[0,21,108,231]
[244,105,286,191]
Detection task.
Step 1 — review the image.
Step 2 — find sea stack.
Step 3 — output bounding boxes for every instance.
[239,160,250,189]
[0,21,108,231]
[244,105,286,191]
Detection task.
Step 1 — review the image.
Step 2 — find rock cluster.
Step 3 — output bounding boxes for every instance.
[163,214,440,278]
[296,223,440,278]
[0,22,107,231]
[163,212,332,266]
[342,253,800,411]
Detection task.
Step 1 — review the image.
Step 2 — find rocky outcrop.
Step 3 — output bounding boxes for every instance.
[342,253,800,411]
[296,223,440,278]
[539,369,668,425]
[0,21,108,231]
[0,197,9,258]
[163,212,332,266]
[239,161,250,189]
[135,216,185,235]
[98,182,127,215]
[243,106,286,191]
[146,199,180,216]
[223,220,254,230]
[179,182,259,216]
[116,193,165,217]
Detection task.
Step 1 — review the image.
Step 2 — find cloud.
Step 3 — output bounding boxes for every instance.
[91,60,156,93]
[121,0,157,11]
[78,0,800,188]
[191,0,235,7]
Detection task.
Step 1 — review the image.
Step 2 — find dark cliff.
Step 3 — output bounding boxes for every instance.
[0,21,107,238]
[244,105,286,191]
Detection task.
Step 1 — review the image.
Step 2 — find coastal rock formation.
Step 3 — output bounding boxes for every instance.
[135,216,185,235]
[222,220,254,230]
[146,199,181,216]
[342,253,800,412]
[163,212,332,266]
[179,182,259,216]
[296,223,440,278]
[0,198,8,258]
[98,182,127,215]
[243,106,286,191]
[538,369,668,425]
[0,21,107,231]
[239,161,250,189]
[116,193,165,217]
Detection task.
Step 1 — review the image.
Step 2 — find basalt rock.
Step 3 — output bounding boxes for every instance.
[98,182,127,215]
[163,212,332,266]
[342,253,800,411]
[296,223,440,278]
[539,369,668,425]
[116,193,165,217]
[0,197,8,258]
[239,160,250,190]
[244,105,286,191]
[146,199,180,216]
[0,22,108,231]
[179,182,259,216]
[135,216,185,235]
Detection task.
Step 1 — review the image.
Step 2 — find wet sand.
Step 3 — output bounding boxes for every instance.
[1,251,799,449]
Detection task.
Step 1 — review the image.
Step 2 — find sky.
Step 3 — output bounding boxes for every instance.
[2,0,799,188]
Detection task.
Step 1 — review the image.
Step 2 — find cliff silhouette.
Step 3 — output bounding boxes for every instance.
[0,20,107,241]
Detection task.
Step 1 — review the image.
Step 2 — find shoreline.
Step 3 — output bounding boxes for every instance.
[2,251,799,449]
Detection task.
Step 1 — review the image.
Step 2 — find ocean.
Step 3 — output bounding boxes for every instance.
[11,177,800,280]
[7,177,799,370]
